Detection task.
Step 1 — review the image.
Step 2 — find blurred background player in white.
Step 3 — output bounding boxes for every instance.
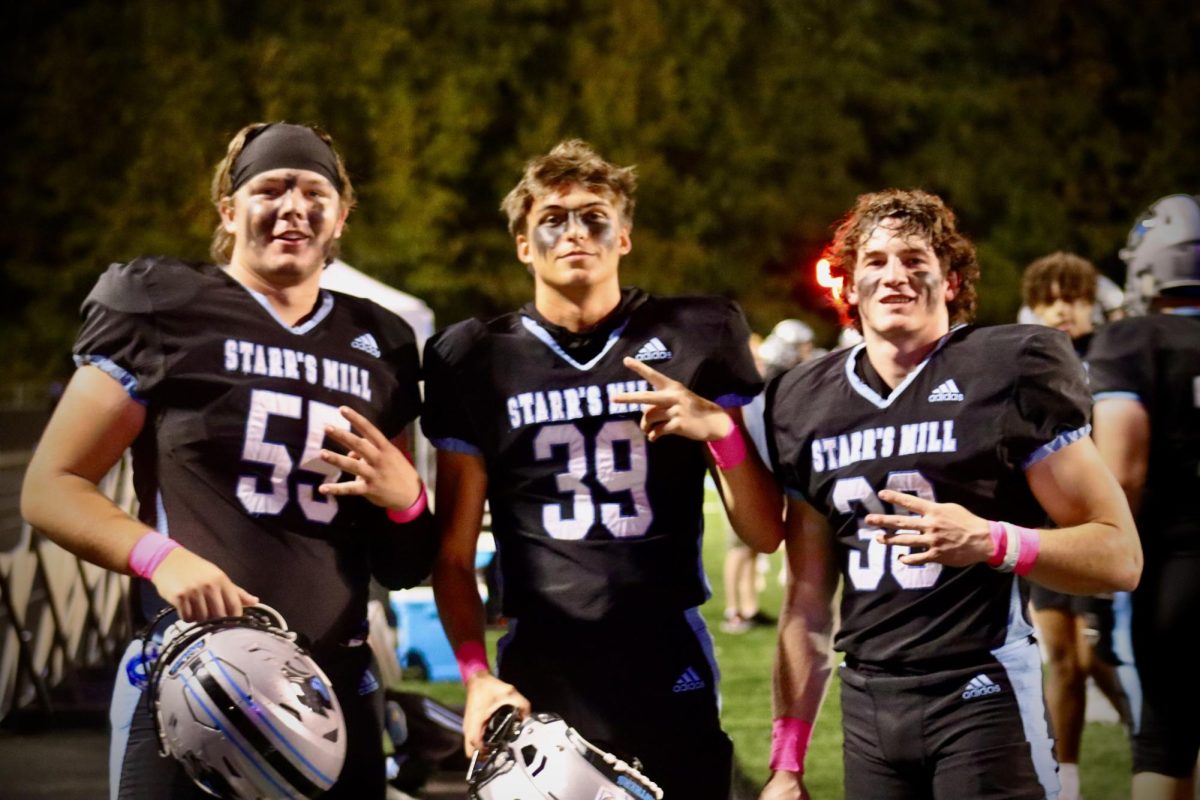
[1089,194,1200,800]
[1021,251,1134,800]
[723,320,816,634]
[21,122,436,799]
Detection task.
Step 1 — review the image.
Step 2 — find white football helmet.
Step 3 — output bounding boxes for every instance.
[150,606,347,799]
[1121,193,1200,314]
[467,707,663,800]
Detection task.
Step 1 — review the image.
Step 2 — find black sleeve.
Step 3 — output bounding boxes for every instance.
[1085,319,1151,400]
[73,259,167,399]
[1001,328,1092,470]
[380,322,423,437]
[691,299,764,407]
[764,369,808,500]
[420,323,484,450]
[367,505,439,589]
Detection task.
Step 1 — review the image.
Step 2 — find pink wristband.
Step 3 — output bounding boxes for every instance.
[128,532,181,579]
[705,416,747,470]
[1013,525,1041,577]
[386,483,428,524]
[769,717,814,773]
[986,520,1007,568]
[455,640,490,684]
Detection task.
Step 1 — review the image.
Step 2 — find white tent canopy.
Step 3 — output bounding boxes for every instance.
[320,259,434,345]
[320,259,435,479]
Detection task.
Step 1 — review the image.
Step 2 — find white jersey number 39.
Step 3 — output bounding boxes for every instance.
[831,470,942,591]
[534,420,652,539]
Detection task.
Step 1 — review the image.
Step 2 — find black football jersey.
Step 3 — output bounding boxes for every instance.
[421,289,762,624]
[767,324,1090,667]
[74,258,422,650]
[1087,312,1200,556]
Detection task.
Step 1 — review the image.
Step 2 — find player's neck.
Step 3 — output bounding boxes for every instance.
[224,263,324,327]
[533,281,622,332]
[862,327,946,388]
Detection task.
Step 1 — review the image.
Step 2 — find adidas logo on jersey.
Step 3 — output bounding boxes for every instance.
[928,379,964,403]
[960,674,1002,700]
[350,333,381,358]
[634,337,673,362]
[672,667,706,693]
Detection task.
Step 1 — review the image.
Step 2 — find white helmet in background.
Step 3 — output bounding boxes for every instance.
[468,707,663,800]
[769,318,814,347]
[1121,193,1200,315]
[760,319,815,373]
[150,606,346,799]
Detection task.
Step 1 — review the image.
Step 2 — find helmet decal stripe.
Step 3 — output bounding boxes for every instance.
[209,655,339,785]
[178,672,302,798]
[192,661,328,797]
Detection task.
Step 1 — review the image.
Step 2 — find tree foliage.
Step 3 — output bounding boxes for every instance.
[3,0,1197,378]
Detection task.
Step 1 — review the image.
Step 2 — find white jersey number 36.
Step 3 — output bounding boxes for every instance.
[534,420,652,539]
[831,470,942,591]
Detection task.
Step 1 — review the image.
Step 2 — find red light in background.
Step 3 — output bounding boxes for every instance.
[815,258,843,302]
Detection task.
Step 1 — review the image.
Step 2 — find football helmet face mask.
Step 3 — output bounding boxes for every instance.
[1121,193,1200,315]
[467,707,663,800]
[149,606,347,800]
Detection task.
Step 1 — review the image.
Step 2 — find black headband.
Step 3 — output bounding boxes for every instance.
[229,124,343,193]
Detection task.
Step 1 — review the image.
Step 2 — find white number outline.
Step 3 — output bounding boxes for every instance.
[830,470,942,591]
[533,420,652,540]
[236,389,351,523]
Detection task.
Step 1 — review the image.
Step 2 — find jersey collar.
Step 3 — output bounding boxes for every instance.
[844,324,967,409]
[239,283,336,334]
[520,315,630,371]
[519,288,646,371]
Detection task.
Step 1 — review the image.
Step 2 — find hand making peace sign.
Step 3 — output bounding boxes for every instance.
[613,356,734,443]
[866,489,997,567]
[318,405,424,511]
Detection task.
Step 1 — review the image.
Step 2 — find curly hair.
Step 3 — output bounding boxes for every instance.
[209,122,356,265]
[501,139,637,238]
[825,189,980,329]
[1021,251,1097,308]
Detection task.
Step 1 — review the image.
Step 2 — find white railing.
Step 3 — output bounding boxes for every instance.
[0,451,133,721]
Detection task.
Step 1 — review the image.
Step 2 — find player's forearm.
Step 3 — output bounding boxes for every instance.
[1024,520,1141,594]
[20,468,153,574]
[771,588,836,722]
[716,468,784,553]
[431,557,487,650]
[712,431,785,552]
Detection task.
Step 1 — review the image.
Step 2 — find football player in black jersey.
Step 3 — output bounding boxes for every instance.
[424,140,765,798]
[1089,193,1200,800]
[21,122,438,799]
[619,189,1141,800]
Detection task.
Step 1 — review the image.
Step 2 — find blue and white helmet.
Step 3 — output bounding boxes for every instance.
[151,606,346,799]
[468,708,663,800]
[1121,193,1200,315]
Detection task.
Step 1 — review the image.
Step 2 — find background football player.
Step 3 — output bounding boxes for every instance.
[21,122,438,799]
[619,189,1141,799]
[1021,251,1133,800]
[1090,193,1200,800]
[424,139,766,799]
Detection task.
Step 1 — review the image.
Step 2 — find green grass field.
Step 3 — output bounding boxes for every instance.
[404,488,1133,797]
